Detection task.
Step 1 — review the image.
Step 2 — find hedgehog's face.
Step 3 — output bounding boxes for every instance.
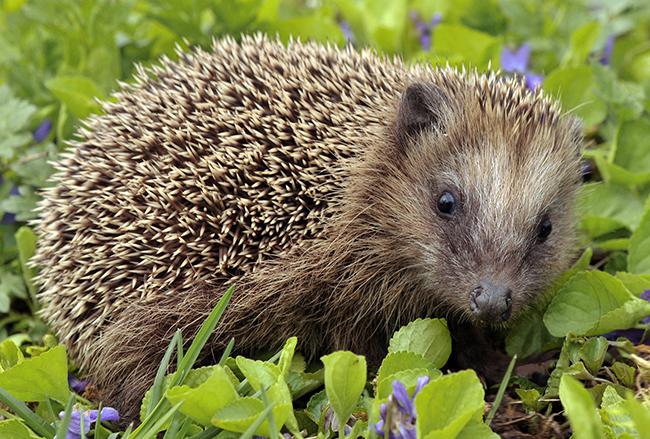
[387,80,582,326]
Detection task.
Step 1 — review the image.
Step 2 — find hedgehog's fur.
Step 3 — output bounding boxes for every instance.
[34,34,582,420]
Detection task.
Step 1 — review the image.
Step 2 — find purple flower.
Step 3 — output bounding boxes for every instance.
[501,43,543,90]
[58,407,119,439]
[600,34,615,65]
[604,290,650,344]
[375,376,429,439]
[33,119,52,143]
[501,43,530,73]
[339,20,354,45]
[525,73,543,90]
[410,12,442,51]
[68,374,89,394]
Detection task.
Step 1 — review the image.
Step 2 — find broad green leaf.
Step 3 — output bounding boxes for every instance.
[388,318,451,368]
[212,397,266,435]
[544,66,606,126]
[0,419,41,439]
[0,339,23,371]
[623,398,650,439]
[165,365,239,426]
[376,351,433,384]
[235,357,280,392]
[616,272,650,296]
[579,337,608,374]
[456,419,499,439]
[562,22,601,67]
[321,351,366,427]
[45,75,104,118]
[599,386,639,438]
[628,201,650,274]
[0,345,68,403]
[614,119,650,176]
[506,248,592,357]
[543,271,650,337]
[610,362,636,388]
[431,24,500,68]
[578,182,645,237]
[559,375,604,439]
[376,368,440,399]
[415,370,485,438]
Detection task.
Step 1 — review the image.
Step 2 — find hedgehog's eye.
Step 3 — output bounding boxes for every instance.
[437,191,457,218]
[537,217,552,242]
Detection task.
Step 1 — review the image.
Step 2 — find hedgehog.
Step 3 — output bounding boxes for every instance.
[33,34,582,420]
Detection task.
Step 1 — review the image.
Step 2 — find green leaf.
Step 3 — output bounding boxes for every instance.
[15,226,37,302]
[431,24,500,68]
[235,357,280,392]
[376,351,433,385]
[623,398,650,439]
[578,182,646,238]
[579,337,608,374]
[456,419,499,439]
[0,345,69,403]
[629,200,650,274]
[0,419,41,439]
[559,375,604,439]
[211,397,266,434]
[376,368,441,400]
[0,339,23,371]
[277,336,297,377]
[614,119,650,177]
[166,365,239,426]
[45,75,104,118]
[543,66,607,126]
[321,351,366,427]
[562,22,601,67]
[610,362,636,388]
[415,370,485,438]
[544,271,650,337]
[616,272,650,296]
[388,318,452,368]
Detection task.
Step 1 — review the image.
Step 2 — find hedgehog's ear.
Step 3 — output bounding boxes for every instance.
[395,82,448,147]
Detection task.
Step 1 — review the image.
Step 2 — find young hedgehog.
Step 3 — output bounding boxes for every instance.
[34,34,582,420]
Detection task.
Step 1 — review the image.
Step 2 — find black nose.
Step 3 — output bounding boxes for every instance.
[469,280,512,322]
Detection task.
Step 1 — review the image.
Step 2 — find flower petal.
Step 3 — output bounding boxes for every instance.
[414,375,429,396]
[525,72,543,90]
[392,380,414,417]
[501,43,530,73]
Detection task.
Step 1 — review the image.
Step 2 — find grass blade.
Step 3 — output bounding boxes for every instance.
[56,394,76,439]
[486,354,517,425]
[0,387,56,438]
[132,402,182,439]
[187,426,220,439]
[146,329,183,417]
[218,337,235,365]
[171,285,234,387]
[239,402,276,439]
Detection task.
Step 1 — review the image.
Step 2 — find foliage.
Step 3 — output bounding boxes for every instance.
[0,0,650,437]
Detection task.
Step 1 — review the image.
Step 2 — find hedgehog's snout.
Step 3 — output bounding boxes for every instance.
[469,279,513,323]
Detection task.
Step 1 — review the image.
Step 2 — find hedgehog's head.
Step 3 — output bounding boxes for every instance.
[371,74,582,326]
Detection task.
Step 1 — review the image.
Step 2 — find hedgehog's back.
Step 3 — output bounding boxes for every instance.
[33,35,407,362]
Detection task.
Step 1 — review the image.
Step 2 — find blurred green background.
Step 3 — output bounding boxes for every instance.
[0,0,650,345]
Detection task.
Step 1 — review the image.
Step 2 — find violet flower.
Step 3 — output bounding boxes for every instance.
[375,376,429,439]
[339,20,355,45]
[600,34,615,65]
[58,407,119,439]
[33,119,52,143]
[410,12,442,51]
[500,43,543,90]
[68,374,89,394]
[604,290,650,345]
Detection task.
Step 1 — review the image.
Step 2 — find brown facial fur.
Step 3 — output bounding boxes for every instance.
[33,35,582,420]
